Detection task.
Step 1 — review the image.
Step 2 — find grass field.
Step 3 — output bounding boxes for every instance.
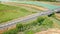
[0,4,34,23]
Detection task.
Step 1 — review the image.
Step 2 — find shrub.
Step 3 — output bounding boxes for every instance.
[48,13,55,17]
[16,23,25,31]
[16,20,38,32]
[3,29,18,34]
[24,30,34,34]
[30,20,38,26]
[42,18,53,28]
[16,23,32,32]
[37,16,48,25]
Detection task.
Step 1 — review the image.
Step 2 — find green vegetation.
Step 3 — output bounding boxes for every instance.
[3,16,54,34]
[41,18,53,28]
[24,30,34,34]
[48,13,55,17]
[0,4,34,23]
[3,29,18,34]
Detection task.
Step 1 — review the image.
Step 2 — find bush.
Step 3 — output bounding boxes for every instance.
[42,18,53,28]
[37,16,48,25]
[25,30,34,34]
[16,23,33,32]
[30,20,38,26]
[16,20,38,32]
[16,23,25,32]
[48,13,55,17]
[3,29,18,34]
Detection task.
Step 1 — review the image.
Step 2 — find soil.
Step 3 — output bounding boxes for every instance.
[2,2,48,11]
[55,13,60,20]
[35,28,60,34]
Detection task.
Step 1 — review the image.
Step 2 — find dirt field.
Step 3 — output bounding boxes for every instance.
[2,2,48,11]
[55,13,60,20]
[35,28,60,34]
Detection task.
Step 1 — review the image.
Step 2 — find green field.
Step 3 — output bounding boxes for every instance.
[0,4,34,23]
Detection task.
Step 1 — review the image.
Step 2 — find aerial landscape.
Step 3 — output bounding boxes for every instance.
[0,0,60,34]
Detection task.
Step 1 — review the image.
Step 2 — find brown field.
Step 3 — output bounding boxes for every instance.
[55,13,60,20]
[35,28,60,34]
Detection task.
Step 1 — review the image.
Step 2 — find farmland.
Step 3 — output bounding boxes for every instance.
[0,0,60,34]
[0,4,35,23]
